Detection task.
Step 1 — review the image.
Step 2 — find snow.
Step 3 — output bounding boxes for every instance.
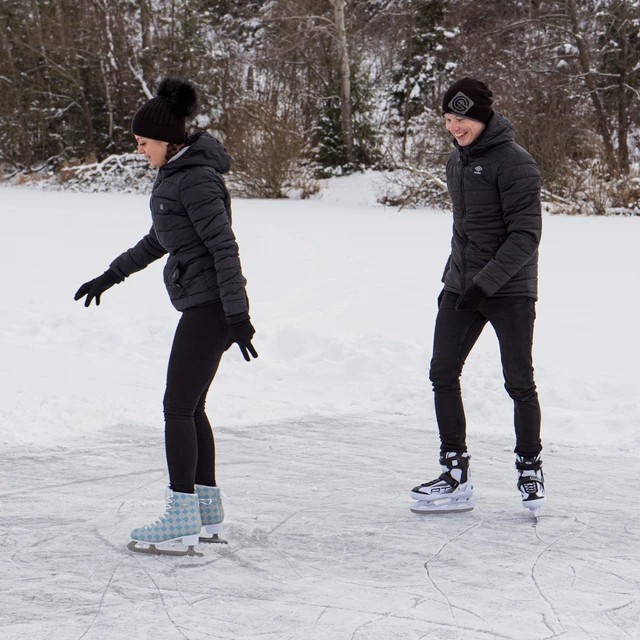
[1,176,639,639]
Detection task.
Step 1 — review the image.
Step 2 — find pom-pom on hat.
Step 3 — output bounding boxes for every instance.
[132,77,198,144]
[442,77,493,124]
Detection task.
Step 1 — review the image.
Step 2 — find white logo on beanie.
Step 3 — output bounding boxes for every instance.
[448,92,475,115]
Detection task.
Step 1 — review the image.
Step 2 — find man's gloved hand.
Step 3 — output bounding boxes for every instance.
[455,283,487,312]
[227,314,258,362]
[74,269,120,307]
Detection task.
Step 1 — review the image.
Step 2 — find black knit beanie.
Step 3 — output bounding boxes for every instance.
[132,77,198,144]
[442,77,493,124]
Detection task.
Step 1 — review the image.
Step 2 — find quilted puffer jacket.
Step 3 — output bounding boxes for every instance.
[442,111,542,299]
[110,131,249,316]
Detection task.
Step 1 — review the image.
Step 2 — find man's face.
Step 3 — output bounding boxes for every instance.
[444,114,485,147]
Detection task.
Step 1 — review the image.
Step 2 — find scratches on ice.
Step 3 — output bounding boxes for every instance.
[1,420,638,639]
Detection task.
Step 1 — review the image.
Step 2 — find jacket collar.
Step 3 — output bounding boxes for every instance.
[455,112,516,158]
[160,131,231,175]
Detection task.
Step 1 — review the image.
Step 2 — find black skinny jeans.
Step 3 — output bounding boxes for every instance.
[429,291,542,457]
[164,301,230,494]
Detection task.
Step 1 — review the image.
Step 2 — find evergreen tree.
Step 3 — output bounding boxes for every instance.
[391,0,456,119]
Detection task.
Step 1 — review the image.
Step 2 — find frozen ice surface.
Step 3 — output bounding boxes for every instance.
[1,422,638,639]
[0,180,639,638]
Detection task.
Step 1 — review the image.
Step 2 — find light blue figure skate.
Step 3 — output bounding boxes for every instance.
[196,484,227,544]
[128,490,203,556]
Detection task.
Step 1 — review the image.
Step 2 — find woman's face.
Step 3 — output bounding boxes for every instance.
[135,136,168,167]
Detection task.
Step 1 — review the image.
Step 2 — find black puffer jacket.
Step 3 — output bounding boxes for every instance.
[110,132,249,316]
[442,112,542,299]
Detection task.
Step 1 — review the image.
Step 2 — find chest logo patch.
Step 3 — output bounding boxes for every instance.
[474,166,483,175]
[160,204,164,210]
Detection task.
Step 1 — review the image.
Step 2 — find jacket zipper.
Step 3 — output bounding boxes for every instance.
[151,177,170,253]
[459,154,469,287]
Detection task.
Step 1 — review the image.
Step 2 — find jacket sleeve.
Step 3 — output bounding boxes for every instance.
[109,225,167,280]
[179,169,249,317]
[472,153,542,296]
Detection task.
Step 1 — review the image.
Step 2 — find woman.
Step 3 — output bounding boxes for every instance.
[75,77,257,556]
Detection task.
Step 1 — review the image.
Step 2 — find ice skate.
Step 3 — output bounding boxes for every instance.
[196,484,227,544]
[128,490,203,557]
[410,452,474,513]
[516,454,546,518]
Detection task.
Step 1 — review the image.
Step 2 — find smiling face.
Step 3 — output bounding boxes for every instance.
[444,114,485,147]
[135,136,168,167]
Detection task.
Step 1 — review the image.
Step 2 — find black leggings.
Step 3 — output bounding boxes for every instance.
[164,301,230,494]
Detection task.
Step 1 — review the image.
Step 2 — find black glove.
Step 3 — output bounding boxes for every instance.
[74,269,120,307]
[227,314,258,362]
[455,283,487,312]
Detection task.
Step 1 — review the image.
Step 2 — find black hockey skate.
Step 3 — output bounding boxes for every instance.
[410,452,474,513]
[516,454,546,518]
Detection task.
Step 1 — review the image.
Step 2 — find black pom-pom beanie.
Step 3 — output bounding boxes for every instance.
[132,77,198,143]
[442,77,493,124]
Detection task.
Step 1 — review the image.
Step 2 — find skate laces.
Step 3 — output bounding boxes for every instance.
[516,455,543,495]
[144,494,175,529]
[520,477,541,494]
[518,470,543,495]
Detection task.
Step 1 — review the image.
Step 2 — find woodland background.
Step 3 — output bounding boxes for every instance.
[1,0,639,213]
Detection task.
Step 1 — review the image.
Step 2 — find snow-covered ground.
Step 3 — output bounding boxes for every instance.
[1,177,639,639]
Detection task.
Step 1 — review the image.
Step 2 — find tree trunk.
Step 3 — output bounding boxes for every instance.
[402,0,414,161]
[100,58,114,140]
[170,0,176,68]
[139,0,153,82]
[566,0,616,171]
[330,0,354,163]
[616,3,630,173]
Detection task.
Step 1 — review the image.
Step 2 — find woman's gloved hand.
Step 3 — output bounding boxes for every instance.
[227,314,258,362]
[74,269,121,307]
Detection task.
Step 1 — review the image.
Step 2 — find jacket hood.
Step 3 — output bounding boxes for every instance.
[160,131,231,175]
[456,111,516,157]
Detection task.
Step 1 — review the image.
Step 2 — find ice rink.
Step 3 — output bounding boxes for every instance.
[1,180,639,638]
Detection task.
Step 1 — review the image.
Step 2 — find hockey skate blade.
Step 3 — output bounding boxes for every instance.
[523,496,546,520]
[410,499,475,514]
[127,540,204,557]
[199,533,228,544]
[525,502,545,520]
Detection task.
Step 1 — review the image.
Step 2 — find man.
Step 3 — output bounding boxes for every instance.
[411,78,545,517]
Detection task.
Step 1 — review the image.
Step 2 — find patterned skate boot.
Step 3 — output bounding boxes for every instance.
[128,490,203,556]
[410,452,474,513]
[196,484,227,544]
[516,454,546,518]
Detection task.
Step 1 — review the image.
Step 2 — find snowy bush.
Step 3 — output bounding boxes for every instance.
[542,160,640,216]
[30,154,157,194]
[377,167,449,210]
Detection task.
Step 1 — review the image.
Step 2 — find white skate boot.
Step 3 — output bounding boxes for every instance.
[196,484,227,544]
[410,452,474,513]
[128,490,203,556]
[516,454,546,518]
